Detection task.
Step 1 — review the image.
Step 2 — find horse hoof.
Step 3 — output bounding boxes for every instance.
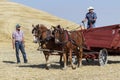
[62,67,67,70]
[72,66,76,70]
[78,65,81,67]
[78,63,82,67]
[46,67,49,70]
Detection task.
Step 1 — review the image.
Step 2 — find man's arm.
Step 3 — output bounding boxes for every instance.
[82,13,88,23]
[82,18,87,23]
[12,38,15,49]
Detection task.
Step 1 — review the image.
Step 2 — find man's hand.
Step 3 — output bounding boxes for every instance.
[22,42,25,48]
[23,44,25,48]
[82,18,87,23]
[13,45,15,49]
[90,19,96,24]
[82,20,84,23]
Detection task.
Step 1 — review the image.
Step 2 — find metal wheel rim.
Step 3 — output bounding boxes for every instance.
[99,49,108,66]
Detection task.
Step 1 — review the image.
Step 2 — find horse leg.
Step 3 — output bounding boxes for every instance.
[44,53,50,70]
[78,48,83,67]
[37,42,41,51]
[62,53,67,70]
[69,49,76,69]
[59,54,63,67]
[66,53,69,65]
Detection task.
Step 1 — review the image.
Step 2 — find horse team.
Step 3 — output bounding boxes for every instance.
[32,24,84,70]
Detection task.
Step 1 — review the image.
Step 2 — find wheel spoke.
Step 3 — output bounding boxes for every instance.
[99,49,108,66]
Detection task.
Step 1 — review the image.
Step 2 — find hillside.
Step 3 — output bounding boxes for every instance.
[0,1,79,42]
[0,0,7,2]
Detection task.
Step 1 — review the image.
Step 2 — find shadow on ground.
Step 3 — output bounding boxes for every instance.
[82,60,120,65]
[3,61,16,64]
[18,59,120,69]
[108,60,120,64]
[18,63,62,69]
[18,60,100,69]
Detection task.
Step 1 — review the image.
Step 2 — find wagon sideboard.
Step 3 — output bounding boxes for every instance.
[82,24,120,52]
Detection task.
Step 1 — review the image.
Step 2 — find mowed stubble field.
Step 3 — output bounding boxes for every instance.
[0,42,120,80]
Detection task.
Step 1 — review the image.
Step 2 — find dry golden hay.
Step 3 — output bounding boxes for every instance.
[0,1,80,43]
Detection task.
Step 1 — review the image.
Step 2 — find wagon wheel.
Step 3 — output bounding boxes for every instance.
[72,56,77,65]
[98,49,108,66]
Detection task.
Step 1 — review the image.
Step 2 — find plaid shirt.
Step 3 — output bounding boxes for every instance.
[12,30,24,41]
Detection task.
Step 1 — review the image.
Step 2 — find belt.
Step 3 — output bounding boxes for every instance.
[15,40,22,42]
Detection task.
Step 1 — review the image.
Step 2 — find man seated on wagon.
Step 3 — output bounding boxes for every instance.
[82,6,97,29]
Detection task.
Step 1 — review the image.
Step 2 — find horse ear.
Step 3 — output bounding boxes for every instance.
[36,24,39,28]
[51,25,56,29]
[57,25,61,28]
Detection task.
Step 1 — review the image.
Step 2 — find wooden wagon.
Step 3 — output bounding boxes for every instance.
[81,24,120,66]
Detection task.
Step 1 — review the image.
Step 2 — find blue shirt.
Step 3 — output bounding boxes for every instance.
[85,12,97,28]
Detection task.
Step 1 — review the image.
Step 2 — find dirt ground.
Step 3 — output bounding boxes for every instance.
[0,42,120,80]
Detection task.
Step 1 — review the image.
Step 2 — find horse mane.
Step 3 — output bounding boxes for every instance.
[39,24,49,32]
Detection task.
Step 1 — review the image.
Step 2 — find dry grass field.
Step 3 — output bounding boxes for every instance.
[0,1,120,80]
[0,42,120,80]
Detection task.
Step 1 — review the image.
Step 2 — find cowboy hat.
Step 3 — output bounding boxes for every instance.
[87,6,94,10]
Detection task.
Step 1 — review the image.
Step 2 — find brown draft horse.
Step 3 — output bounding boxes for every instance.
[32,24,63,70]
[53,25,84,69]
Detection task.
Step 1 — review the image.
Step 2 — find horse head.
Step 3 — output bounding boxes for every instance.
[32,24,38,43]
[32,24,53,43]
[32,24,43,43]
[53,25,68,44]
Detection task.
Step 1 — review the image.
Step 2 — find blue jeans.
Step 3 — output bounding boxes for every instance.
[87,24,95,29]
[15,41,27,63]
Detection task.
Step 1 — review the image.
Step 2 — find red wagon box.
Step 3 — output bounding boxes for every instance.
[79,24,120,66]
[83,24,120,51]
